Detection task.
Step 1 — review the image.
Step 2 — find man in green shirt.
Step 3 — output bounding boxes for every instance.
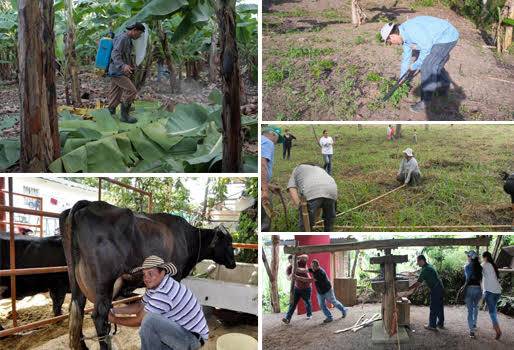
[408,255,445,331]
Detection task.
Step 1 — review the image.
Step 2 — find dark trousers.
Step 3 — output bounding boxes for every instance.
[298,197,336,232]
[283,144,292,160]
[420,40,457,101]
[429,283,445,328]
[285,287,312,320]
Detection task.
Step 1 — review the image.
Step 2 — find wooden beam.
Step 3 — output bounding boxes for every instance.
[370,254,408,265]
[284,237,492,255]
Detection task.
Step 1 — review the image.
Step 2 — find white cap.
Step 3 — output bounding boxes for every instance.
[380,22,395,41]
[403,148,414,157]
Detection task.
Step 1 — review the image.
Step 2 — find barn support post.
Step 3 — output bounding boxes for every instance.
[0,177,5,232]
[8,177,17,327]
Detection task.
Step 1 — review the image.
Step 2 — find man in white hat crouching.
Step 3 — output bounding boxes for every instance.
[108,255,208,349]
[397,148,421,186]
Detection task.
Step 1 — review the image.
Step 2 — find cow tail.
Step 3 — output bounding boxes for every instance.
[63,200,90,350]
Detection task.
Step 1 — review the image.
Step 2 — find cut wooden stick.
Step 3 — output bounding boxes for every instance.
[334,313,366,334]
[353,313,381,332]
[487,76,514,85]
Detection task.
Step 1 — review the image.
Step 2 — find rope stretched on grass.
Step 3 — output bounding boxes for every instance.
[315,184,406,225]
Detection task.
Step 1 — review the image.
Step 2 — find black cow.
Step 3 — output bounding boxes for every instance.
[0,233,69,331]
[59,200,237,350]
[502,171,514,203]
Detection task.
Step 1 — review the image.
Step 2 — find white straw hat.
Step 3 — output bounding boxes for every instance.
[130,255,178,276]
[402,148,414,157]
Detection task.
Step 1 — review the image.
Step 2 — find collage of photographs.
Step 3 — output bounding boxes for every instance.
[0,1,512,350]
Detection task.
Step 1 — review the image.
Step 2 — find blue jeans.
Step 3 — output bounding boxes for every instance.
[139,312,202,350]
[298,197,336,232]
[484,291,501,327]
[317,288,347,320]
[420,40,457,101]
[465,286,482,331]
[323,154,333,175]
[285,287,312,320]
[429,283,444,328]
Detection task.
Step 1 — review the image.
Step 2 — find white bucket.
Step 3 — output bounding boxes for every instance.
[216,333,257,350]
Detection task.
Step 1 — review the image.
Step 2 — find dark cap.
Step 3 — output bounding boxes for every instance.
[126,22,145,32]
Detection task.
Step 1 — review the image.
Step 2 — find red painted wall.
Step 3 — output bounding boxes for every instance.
[294,235,331,315]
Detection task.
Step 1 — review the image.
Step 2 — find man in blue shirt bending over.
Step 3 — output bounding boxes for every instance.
[381,16,459,113]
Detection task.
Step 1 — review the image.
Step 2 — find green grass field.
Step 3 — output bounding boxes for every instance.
[266,124,514,231]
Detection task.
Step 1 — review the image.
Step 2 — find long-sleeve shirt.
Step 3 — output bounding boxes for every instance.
[398,157,421,184]
[464,263,481,286]
[283,134,297,148]
[481,262,502,294]
[319,136,334,155]
[399,16,459,76]
[108,32,134,77]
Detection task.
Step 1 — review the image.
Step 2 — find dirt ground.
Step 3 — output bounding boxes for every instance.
[0,293,257,350]
[263,303,514,349]
[263,0,514,121]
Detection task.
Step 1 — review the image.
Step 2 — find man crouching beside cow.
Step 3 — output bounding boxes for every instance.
[108,255,208,349]
[59,200,237,350]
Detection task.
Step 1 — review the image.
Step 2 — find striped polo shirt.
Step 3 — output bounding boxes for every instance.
[142,274,209,340]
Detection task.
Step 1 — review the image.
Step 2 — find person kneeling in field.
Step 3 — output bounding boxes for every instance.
[287,163,338,232]
[397,148,421,186]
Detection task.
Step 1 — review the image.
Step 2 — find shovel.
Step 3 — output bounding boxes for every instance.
[383,69,418,102]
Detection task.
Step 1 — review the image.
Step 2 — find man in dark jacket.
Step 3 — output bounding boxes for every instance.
[282,129,296,160]
[309,259,347,323]
[107,22,145,123]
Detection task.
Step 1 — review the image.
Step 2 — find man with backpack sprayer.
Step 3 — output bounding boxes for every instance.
[107,22,146,123]
[381,16,459,113]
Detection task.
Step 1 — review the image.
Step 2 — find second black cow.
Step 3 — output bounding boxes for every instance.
[0,233,69,331]
[59,200,237,350]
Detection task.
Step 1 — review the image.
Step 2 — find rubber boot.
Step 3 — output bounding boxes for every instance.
[120,103,137,124]
[494,324,502,340]
[108,106,116,116]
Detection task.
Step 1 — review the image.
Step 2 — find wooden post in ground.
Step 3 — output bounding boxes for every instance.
[351,0,367,27]
[270,235,281,312]
[289,242,298,307]
[18,0,60,172]
[300,197,311,232]
[217,0,242,172]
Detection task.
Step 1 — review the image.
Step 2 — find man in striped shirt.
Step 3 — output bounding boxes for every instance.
[108,255,208,349]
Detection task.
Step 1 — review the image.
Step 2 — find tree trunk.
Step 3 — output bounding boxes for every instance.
[262,235,281,313]
[134,39,153,91]
[209,23,219,82]
[18,0,60,172]
[218,0,242,172]
[64,0,80,106]
[395,124,402,139]
[157,22,179,93]
[201,178,212,221]
[351,0,367,27]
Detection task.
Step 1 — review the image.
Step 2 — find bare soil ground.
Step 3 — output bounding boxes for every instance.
[263,0,514,121]
[263,303,514,349]
[0,293,257,350]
